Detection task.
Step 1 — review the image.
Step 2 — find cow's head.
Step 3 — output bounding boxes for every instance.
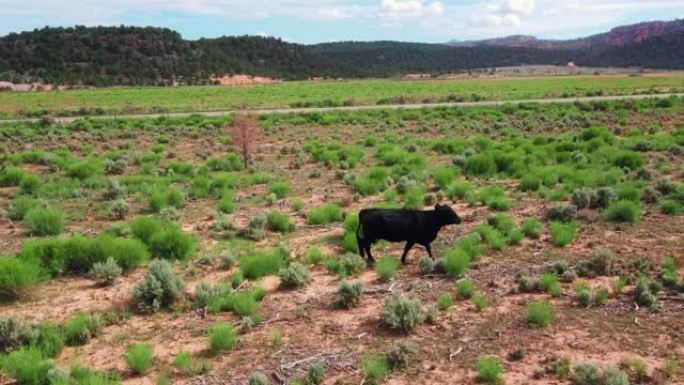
[434,203,461,225]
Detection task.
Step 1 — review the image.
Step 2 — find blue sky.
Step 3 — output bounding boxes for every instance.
[0,0,682,43]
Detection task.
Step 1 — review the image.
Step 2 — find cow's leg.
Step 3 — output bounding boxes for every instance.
[423,243,434,259]
[357,235,366,259]
[401,241,415,265]
[365,242,376,266]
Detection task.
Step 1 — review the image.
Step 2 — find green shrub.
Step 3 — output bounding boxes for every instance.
[464,154,497,177]
[521,218,543,239]
[132,259,185,313]
[335,281,364,308]
[539,273,562,297]
[130,216,164,246]
[173,351,210,376]
[446,181,474,200]
[660,200,681,215]
[518,175,541,192]
[362,355,389,385]
[306,248,324,265]
[279,262,311,289]
[6,196,45,221]
[240,251,284,280]
[31,323,64,358]
[217,190,236,214]
[19,174,42,195]
[342,213,359,252]
[437,293,454,310]
[307,363,325,385]
[472,295,488,311]
[23,207,64,236]
[67,161,101,180]
[375,256,400,281]
[307,204,343,225]
[125,344,154,374]
[266,211,294,233]
[403,186,425,209]
[432,167,457,189]
[550,222,578,247]
[0,347,53,385]
[269,182,291,198]
[0,167,29,187]
[602,366,630,385]
[64,313,102,346]
[476,356,504,384]
[0,257,41,299]
[148,227,196,261]
[527,301,554,326]
[382,295,423,334]
[457,279,475,299]
[208,323,238,354]
[604,200,641,223]
[613,151,643,170]
[445,248,469,277]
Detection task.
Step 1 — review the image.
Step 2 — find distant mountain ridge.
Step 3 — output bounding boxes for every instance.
[451,19,684,50]
[0,20,682,87]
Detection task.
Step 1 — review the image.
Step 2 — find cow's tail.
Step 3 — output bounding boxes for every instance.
[355,212,363,240]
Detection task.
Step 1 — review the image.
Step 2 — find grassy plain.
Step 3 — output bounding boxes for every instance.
[0,73,682,118]
[0,94,683,384]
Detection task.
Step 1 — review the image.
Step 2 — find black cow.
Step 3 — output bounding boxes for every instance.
[356,204,461,265]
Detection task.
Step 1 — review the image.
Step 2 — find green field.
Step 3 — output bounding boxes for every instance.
[1,73,682,118]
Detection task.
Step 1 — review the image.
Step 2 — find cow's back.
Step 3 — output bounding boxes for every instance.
[359,208,419,242]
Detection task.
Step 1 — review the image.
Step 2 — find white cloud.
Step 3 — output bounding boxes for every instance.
[380,0,444,19]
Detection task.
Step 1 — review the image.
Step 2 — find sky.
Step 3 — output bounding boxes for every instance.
[0,0,682,44]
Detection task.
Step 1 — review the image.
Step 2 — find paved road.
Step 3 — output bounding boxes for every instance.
[1,92,681,125]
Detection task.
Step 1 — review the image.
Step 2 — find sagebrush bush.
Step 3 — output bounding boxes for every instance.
[0,257,42,299]
[218,249,236,270]
[148,226,196,261]
[594,187,617,209]
[23,207,64,236]
[279,262,311,288]
[90,257,122,286]
[382,295,423,334]
[208,323,238,354]
[547,205,577,223]
[527,301,554,326]
[0,347,53,385]
[387,340,419,370]
[418,256,435,275]
[375,256,399,281]
[477,356,504,384]
[307,204,343,225]
[125,343,154,374]
[571,188,596,210]
[572,362,601,385]
[604,200,641,223]
[132,259,185,313]
[240,250,284,280]
[362,355,389,385]
[64,313,102,346]
[266,211,295,233]
[248,372,270,385]
[550,222,578,247]
[109,198,131,219]
[335,281,364,308]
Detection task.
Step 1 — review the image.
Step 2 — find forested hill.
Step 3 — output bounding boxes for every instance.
[0,23,682,87]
